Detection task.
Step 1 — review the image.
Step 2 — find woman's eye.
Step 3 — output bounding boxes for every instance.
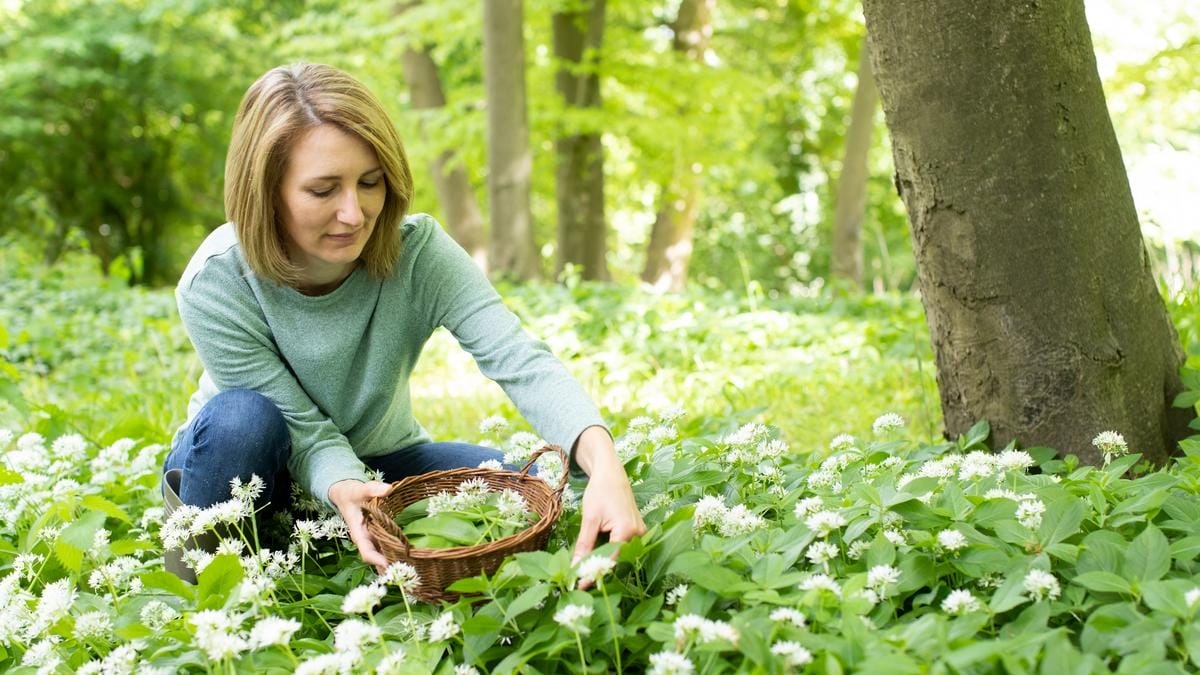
[309,188,334,198]
[360,180,380,188]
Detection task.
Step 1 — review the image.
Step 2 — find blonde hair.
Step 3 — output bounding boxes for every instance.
[224,63,413,286]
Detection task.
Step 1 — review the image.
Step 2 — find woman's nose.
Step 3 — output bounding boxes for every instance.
[337,188,365,226]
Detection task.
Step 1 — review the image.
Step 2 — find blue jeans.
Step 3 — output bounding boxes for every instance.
[162,389,510,511]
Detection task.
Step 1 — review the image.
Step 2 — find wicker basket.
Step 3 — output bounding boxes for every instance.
[361,444,568,602]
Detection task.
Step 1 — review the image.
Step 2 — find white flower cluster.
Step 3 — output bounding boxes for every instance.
[937,529,969,552]
[88,556,142,594]
[1092,431,1128,465]
[648,650,694,675]
[872,413,905,435]
[1023,569,1061,601]
[575,555,616,587]
[673,613,739,645]
[428,478,492,515]
[866,565,901,596]
[502,432,543,464]
[478,415,508,435]
[553,603,594,634]
[76,642,144,674]
[692,495,767,537]
[292,516,351,547]
[769,607,806,628]
[941,589,982,615]
[805,541,839,567]
[805,510,848,538]
[771,640,813,667]
[798,573,842,597]
[428,611,461,642]
[1016,498,1046,530]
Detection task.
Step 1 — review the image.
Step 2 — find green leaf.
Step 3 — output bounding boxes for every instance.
[1141,579,1194,619]
[80,494,132,524]
[666,551,745,596]
[446,576,489,594]
[404,514,482,547]
[140,570,195,600]
[1072,571,1134,594]
[197,553,243,606]
[1124,525,1171,582]
[990,567,1031,613]
[1039,499,1085,547]
[960,419,990,449]
[504,583,550,623]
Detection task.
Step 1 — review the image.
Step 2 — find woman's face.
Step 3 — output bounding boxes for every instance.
[278,124,386,290]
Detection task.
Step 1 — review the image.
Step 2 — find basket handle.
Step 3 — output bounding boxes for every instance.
[362,497,413,557]
[520,444,570,498]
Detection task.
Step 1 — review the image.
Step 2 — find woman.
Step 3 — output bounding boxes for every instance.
[162,62,644,581]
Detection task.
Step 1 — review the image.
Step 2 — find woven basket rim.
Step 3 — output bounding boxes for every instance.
[362,445,567,561]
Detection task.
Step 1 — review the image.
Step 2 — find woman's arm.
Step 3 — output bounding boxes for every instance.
[571,425,647,588]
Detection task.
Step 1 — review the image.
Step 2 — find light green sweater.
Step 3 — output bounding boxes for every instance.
[174,214,605,509]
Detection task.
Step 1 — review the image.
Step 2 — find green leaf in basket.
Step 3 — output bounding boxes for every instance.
[405,513,482,546]
[409,535,455,549]
[395,498,431,527]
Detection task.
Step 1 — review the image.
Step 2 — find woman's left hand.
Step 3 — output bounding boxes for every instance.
[570,426,646,589]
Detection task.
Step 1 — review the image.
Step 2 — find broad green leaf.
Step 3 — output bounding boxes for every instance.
[1124,525,1171,582]
[1076,530,1127,575]
[1071,571,1133,594]
[504,583,550,623]
[197,553,243,606]
[81,494,132,524]
[1141,579,1194,619]
[140,570,196,600]
[1039,499,1085,547]
[667,551,745,596]
[404,514,482,546]
[990,568,1031,613]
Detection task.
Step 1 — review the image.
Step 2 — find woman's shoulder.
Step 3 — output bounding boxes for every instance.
[178,223,248,295]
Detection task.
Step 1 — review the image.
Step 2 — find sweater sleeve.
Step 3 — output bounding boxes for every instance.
[412,216,608,470]
[176,265,370,510]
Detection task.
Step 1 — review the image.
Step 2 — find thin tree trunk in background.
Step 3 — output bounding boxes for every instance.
[401,43,489,272]
[830,37,877,291]
[641,0,713,291]
[862,0,1191,464]
[553,0,609,281]
[483,0,539,280]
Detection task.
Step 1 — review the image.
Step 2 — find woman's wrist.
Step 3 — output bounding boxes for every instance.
[572,425,621,477]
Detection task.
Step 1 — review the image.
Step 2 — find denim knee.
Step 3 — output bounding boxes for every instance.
[193,389,290,473]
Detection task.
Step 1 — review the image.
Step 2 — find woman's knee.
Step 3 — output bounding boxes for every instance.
[194,389,290,467]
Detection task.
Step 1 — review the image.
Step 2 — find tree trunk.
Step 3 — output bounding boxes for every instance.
[401,42,488,272]
[641,0,712,291]
[552,0,609,281]
[483,0,539,280]
[861,0,1191,464]
[829,37,878,291]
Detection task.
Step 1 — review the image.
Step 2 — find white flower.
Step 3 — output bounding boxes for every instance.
[805,510,848,538]
[454,666,481,675]
[649,425,678,445]
[806,469,842,493]
[692,495,727,530]
[50,433,87,458]
[428,612,460,642]
[1022,569,1061,601]
[872,413,905,434]
[937,529,968,552]
[866,564,900,591]
[1093,431,1128,465]
[830,434,855,451]
[805,541,839,566]
[479,415,508,435]
[722,422,769,448]
[477,459,503,471]
[553,603,594,634]
[1016,499,1046,530]
[771,640,813,667]
[341,583,385,614]
[13,553,41,581]
[648,650,695,675]
[769,607,806,628]
[1187,588,1200,609]
[673,614,738,644]
[21,636,62,670]
[17,432,45,453]
[957,451,996,481]
[758,439,789,459]
[249,616,301,649]
[230,474,265,502]
[496,489,530,521]
[28,578,76,639]
[884,529,907,546]
[996,449,1035,473]
[140,600,180,630]
[793,497,823,519]
[189,609,248,661]
[379,562,421,594]
[376,650,408,674]
[666,584,689,606]
[941,589,982,615]
[629,416,656,431]
[0,428,13,447]
[74,610,113,640]
[718,504,766,537]
[984,488,1022,501]
[333,618,381,653]
[576,555,616,586]
[847,540,872,561]
[798,573,841,596]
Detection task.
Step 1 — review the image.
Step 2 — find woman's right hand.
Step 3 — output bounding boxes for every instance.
[328,479,393,574]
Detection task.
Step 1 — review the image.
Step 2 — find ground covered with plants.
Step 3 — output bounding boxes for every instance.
[2,253,1200,673]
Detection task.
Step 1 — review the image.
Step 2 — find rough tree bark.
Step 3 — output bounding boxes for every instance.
[552,0,609,281]
[483,0,540,279]
[829,37,877,291]
[861,0,1191,464]
[401,39,488,271]
[641,0,713,292]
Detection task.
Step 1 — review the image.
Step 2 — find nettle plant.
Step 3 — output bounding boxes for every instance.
[4,410,1200,673]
